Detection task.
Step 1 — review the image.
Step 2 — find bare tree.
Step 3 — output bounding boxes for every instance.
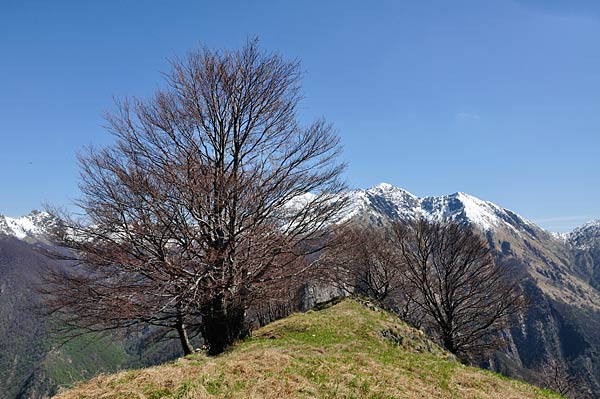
[392,218,525,358]
[317,224,404,302]
[539,358,590,398]
[44,39,346,355]
[43,185,205,356]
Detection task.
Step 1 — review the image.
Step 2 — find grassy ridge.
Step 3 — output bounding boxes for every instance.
[53,299,561,399]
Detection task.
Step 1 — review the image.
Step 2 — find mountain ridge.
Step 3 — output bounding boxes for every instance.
[0,185,593,241]
[340,183,542,236]
[0,210,56,240]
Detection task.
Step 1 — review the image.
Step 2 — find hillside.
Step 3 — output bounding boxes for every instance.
[0,233,185,398]
[53,298,560,399]
[0,236,130,398]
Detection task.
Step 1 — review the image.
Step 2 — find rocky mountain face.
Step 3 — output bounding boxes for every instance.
[0,212,58,397]
[0,235,56,398]
[338,183,600,398]
[567,221,600,294]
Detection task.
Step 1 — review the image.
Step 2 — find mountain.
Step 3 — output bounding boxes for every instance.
[338,183,600,397]
[0,210,57,241]
[342,183,600,306]
[341,183,547,235]
[52,298,560,399]
[567,220,600,293]
[0,212,184,399]
[567,220,600,249]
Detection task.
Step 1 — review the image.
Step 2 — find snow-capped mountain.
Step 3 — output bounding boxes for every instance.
[0,185,567,242]
[337,184,600,396]
[0,210,55,240]
[566,219,600,249]
[341,183,541,237]
[341,184,600,304]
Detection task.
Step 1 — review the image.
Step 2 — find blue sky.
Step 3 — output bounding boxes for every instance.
[1,0,599,232]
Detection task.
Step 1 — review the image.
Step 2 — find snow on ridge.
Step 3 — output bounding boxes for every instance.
[0,210,52,239]
[367,183,418,200]
[551,231,568,242]
[338,184,540,234]
[572,218,600,232]
[286,192,317,211]
[565,219,600,248]
[372,182,395,191]
[453,192,503,231]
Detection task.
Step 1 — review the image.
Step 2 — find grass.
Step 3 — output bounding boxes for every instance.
[52,298,562,399]
[43,333,131,387]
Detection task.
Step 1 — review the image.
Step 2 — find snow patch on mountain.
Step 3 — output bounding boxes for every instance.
[566,219,600,249]
[340,184,540,236]
[2,185,595,244]
[0,210,55,239]
[550,231,568,242]
[286,192,317,210]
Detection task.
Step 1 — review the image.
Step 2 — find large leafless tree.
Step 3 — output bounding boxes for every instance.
[44,39,346,355]
[392,218,524,358]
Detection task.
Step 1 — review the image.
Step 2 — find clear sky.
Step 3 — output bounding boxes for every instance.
[1,0,599,232]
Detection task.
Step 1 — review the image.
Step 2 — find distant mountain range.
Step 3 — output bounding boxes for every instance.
[2,185,600,397]
[0,210,56,240]
[340,183,539,231]
[2,185,596,242]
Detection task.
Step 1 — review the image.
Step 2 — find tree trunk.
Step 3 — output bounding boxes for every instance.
[443,334,456,355]
[202,295,248,355]
[175,318,194,356]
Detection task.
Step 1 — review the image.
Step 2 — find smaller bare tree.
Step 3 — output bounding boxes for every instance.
[392,218,525,358]
[318,224,404,302]
[539,358,591,398]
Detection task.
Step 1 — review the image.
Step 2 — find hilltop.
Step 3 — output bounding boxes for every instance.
[53,298,559,399]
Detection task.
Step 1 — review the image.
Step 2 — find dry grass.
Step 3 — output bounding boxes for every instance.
[53,299,561,399]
